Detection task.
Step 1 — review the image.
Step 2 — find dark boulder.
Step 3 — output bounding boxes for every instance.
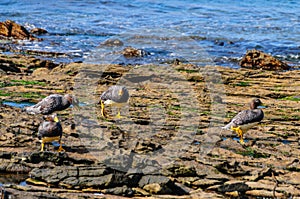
[138,175,188,195]
[100,38,124,47]
[240,49,290,70]
[103,185,134,197]
[217,181,250,194]
[30,28,48,35]
[0,62,21,73]
[0,54,59,73]
[121,46,150,58]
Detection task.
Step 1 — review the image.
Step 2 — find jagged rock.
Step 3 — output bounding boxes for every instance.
[0,151,16,159]
[0,62,21,73]
[143,183,162,194]
[138,175,188,195]
[0,54,58,74]
[28,59,58,70]
[243,168,274,181]
[101,38,124,47]
[134,140,162,154]
[0,20,37,40]
[217,181,250,193]
[103,153,134,172]
[192,179,222,188]
[277,172,300,185]
[121,46,149,58]
[163,164,197,177]
[240,49,290,70]
[132,187,151,196]
[0,160,32,173]
[176,176,199,186]
[30,28,48,35]
[138,175,170,188]
[104,185,134,196]
[2,185,132,199]
[215,161,248,175]
[30,165,132,189]
[78,166,109,176]
[25,151,71,165]
[245,189,284,198]
[77,174,116,188]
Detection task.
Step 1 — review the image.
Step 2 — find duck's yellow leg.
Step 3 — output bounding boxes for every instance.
[41,142,45,152]
[231,126,245,144]
[100,100,106,117]
[57,139,65,152]
[40,136,64,152]
[115,108,122,119]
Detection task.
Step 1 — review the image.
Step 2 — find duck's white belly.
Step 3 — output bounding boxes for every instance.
[104,100,127,107]
[239,122,259,132]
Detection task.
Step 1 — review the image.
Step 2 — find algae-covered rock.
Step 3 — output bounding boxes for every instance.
[240,49,290,70]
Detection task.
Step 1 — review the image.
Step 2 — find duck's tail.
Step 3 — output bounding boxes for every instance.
[23,106,40,115]
[221,122,232,130]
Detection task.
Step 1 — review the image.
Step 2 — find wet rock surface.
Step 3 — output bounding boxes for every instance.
[30,28,48,35]
[0,54,300,198]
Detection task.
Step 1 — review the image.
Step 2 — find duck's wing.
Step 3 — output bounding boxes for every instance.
[25,95,62,115]
[116,86,129,103]
[100,86,114,101]
[223,109,264,129]
[231,109,264,126]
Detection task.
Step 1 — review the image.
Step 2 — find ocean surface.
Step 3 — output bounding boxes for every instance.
[0,0,299,68]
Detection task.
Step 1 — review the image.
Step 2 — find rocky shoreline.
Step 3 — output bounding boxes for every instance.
[0,50,299,198]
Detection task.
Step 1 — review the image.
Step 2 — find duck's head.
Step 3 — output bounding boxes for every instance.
[43,113,59,122]
[118,88,124,96]
[65,94,80,110]
[250,98,264,109]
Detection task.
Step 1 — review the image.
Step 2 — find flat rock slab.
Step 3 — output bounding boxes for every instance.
[0,56,300,198]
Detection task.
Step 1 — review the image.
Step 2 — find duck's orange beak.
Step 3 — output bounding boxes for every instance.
[118,89,124,96]
[53,116,59,123]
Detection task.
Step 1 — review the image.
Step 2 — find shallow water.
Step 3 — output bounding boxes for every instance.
[0,0,299,67]
[2,101,35,108]
[2,101,86,109]
[0,173,28,187]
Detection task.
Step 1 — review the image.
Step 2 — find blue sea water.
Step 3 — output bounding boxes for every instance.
[0,0,299,67]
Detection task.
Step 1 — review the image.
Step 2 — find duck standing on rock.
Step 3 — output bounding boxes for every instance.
[38,113,64,152]
[222,98,265,144]
[24,94,79,115]
[100,85,129,118]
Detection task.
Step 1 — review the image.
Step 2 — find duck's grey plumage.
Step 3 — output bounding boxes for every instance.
[222,98,264,144]
[223,109,264,129]
[24,94,79,115]
[100,85,129,118]
[38,114,63,139]
[223,98,264,130]
[100,85,129,103]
